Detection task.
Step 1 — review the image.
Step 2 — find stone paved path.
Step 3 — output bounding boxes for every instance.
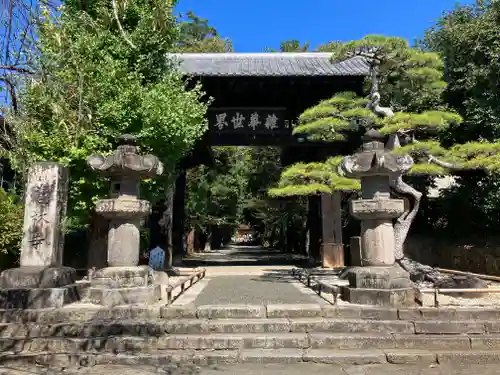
[174,245,323,306]
[193,273,323,305]
[6,363,500,375]
[183,245,308,268]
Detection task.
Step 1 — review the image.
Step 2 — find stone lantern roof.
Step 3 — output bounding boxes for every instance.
[87,134,163,178]
[339,129,414,179]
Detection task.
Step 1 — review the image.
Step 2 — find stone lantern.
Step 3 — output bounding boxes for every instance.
[86,134,166,306]
[338,129,416,307]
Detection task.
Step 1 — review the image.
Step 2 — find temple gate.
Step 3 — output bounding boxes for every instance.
[159,52,370,267]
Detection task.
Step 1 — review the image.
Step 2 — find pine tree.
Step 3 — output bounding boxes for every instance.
[269,35,500,264]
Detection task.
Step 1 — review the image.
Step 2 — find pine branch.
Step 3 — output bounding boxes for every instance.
[425,151,478,171]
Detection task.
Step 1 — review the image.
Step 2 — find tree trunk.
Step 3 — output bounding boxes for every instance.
[391,176,422,260]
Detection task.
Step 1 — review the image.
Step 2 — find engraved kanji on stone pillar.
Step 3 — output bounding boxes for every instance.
[0,161,76,309]
[20,162,69,267]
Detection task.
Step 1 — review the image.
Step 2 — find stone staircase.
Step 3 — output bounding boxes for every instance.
[2,303,500,367]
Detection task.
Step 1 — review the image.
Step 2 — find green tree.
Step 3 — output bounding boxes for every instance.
[3,0,209,229]
[269,35,496,262]
[186,147,250,250]
[421,0,500,237]
[0,188,22,263]
[175,10,232,52]
[241,147,306,250]
[265,39,310,52]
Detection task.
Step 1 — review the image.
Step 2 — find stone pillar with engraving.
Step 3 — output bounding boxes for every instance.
[338,129,416,307]
[86,134,167,306]
[0,162,79,309]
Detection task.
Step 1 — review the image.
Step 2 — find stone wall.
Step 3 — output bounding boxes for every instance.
[405,236,500,276]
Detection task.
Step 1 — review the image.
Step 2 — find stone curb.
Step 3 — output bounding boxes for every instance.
[3,303,500,323]
[0,332,486,352]
[6,318,500,336]
[4,348,500,367]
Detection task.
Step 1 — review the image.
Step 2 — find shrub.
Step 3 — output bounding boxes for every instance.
[0,189,23,258]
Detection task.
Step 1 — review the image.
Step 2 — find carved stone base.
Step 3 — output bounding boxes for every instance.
[342,286,417,307]
[0,283,86,309]
[91,266,153,288]
[87,285,161,307]
[346,265,413,289]
[0,266,77,289]
[342,264,416,307]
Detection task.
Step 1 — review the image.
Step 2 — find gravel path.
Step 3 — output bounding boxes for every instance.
[194,274,322,305]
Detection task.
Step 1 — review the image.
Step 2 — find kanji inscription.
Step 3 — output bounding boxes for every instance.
[20,163,69,267]
[208,108,288,133]
[28,181,55,251]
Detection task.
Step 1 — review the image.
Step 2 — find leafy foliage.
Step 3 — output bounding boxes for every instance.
[320,35,448,112]
[419,1,500,237]
[0,188,22,255]
[270,35,473,197]
[175,10,232,52]
[186,147,249,232]
[242,146,307,249]
[265,39,310,52]
[422,0,500,142]
[4,0,210,227]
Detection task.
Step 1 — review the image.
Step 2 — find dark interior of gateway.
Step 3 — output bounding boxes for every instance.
[166,68,367,266]
[183,74,365,168]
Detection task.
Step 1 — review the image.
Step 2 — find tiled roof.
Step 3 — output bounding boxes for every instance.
[167,52,370,77]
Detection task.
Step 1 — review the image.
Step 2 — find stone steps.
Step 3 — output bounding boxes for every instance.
[165,318,416,334]
[2,317,500,337]
[2,348,500,367]
[0,318,438,336]
[2,332,498,352]
[5,304,500,323]
[3,303,500,366]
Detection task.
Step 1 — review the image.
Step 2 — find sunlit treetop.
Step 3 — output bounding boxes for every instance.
[270,35,500,197]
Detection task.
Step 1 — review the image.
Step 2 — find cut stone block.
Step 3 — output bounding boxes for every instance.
[303,348,387,365]
[87,285,161,307]
[90,266,153,288]
[347,265,413,289]
[240,348,304,364]
[266,304,322,318]
[414,320,486,334]
[0,284,82,309]
[321,305,398,320]
[0,266,76,288]
[196,305,266,319]
[342,286,417,308]
[385,349,437,364]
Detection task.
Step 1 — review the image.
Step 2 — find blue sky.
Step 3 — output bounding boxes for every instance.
[175,0,475,51]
